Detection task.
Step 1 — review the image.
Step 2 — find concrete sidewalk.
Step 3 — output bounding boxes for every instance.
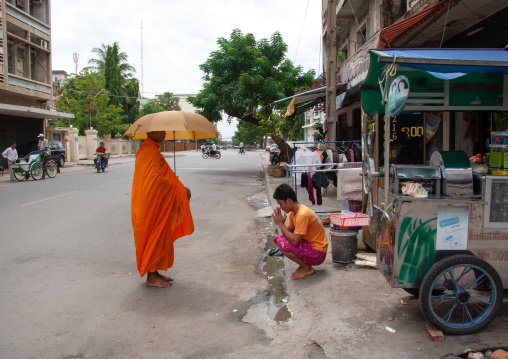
[258,154,507,358]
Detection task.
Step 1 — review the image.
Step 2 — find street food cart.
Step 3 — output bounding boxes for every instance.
[360,49,508,334]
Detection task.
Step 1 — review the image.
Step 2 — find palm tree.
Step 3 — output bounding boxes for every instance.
[87,42,135,80]
[86,42,138,116]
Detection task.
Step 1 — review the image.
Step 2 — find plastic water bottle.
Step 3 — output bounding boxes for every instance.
[490,146,502,170]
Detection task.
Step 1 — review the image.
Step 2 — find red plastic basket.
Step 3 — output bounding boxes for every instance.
[329,212,370,227]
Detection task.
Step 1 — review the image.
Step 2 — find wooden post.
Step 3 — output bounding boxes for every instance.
[443,112,450,151]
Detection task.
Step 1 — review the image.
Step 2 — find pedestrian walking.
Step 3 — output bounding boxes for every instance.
[2,142,18,182]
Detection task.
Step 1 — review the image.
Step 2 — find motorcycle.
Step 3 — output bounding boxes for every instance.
[269,150,281,165]
[95,153,108,173]
[202,148,221,159]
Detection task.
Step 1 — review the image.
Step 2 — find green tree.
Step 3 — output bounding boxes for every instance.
[140,101,165,117]
[54,71,127,136]
[232,120,265,146]
[139,92,181,116]
[87,42,135,95]
[154,92,181,111]
[87,42,139,123]
[123,78,141,124]
[188,29,315,159]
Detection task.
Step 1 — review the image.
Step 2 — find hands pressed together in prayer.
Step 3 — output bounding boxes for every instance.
[272,207,287,227]
[185,187,191,201]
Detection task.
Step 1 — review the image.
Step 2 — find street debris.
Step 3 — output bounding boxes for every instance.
[354,252,377,268]
[385,326,396,333]
[425,324,444,341]
[400,300,407,305]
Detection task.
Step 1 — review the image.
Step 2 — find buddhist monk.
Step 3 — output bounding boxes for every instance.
[131,130,194,288]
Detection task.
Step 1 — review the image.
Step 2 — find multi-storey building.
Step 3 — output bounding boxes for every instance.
[319,0,508,142]
[0,0,72,166]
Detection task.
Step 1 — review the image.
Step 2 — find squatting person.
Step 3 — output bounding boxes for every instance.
[271,184,328,280]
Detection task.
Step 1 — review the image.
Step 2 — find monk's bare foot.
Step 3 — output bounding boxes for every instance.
[156,272,174,282]
[290,266,315,280]
[146,272,172,288]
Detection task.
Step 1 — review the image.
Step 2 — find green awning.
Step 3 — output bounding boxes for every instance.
[361,49,508,114]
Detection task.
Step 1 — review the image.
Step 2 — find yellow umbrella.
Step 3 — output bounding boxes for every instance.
[124,111,219,140]
[124,111,219,172]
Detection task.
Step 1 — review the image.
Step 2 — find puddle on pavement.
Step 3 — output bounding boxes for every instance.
[261,234,291,322]
[247,190,291,322]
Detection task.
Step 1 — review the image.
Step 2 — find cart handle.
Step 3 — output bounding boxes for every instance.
[373,204,393,228]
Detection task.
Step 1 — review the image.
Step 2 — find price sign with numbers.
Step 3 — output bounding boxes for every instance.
[379,114,425,166]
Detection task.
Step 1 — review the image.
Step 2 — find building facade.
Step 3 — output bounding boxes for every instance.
[320,0,508,142]
[0,0,72,166]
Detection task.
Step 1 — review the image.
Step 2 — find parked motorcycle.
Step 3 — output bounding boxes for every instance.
[269,150,281,165]
[202,149,221,159]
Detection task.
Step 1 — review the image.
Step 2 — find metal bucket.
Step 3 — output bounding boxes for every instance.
[330,228,358,263]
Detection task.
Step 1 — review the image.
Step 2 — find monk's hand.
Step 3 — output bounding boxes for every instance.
[185,187,191,201]
[271,207,286,227]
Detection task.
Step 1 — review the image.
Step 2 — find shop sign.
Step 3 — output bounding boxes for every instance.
[387,75,410,117]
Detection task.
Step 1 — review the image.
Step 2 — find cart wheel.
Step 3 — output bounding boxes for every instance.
[202,153,209,159]
[46,161,58,178]
[215,153,221,159]
[420,255,503,335]
[30,162,44,180]
[13,171,27,181]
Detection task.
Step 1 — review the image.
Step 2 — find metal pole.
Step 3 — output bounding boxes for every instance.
[383,74,391,209]
[140,21,144,98]
[173,131,176,174]
[73,53,79,74]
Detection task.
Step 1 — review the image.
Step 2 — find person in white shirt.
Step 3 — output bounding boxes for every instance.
[239,142,245,154]
[37,134,49,153]
[2,142,18,182]
[211,142,217,156]
[37,134,49,179]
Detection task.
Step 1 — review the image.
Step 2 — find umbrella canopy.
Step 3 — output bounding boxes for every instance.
[123,111,219,140]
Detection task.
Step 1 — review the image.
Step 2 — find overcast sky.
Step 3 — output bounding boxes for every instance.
[51,0,322,139]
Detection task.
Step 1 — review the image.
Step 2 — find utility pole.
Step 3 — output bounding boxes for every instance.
[73,53,79,75]
[140,21,144,98]
[325,0,337,142]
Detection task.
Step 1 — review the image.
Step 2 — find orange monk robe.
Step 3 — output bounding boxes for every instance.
[131,138,194,277]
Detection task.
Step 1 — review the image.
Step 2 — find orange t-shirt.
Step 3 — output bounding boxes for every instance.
[288,205,328,253]
[131,138,194,277]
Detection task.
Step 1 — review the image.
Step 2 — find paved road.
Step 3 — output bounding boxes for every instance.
[0,150,275,359]
[1,149,507,359]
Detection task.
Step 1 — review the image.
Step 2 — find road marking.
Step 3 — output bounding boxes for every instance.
[110,177,132,183]
[21,191,77,207]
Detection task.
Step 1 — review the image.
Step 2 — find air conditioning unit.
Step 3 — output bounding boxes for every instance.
[33,0,43,4]
[40,40,48,49]
[16,0,25,8]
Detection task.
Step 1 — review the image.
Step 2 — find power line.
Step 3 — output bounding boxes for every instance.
[293,0,310,62]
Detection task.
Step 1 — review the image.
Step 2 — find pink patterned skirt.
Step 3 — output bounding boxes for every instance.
[273,235,326,266]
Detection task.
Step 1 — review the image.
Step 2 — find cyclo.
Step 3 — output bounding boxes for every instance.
[361,49,508,335]
[10,150,58,181]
